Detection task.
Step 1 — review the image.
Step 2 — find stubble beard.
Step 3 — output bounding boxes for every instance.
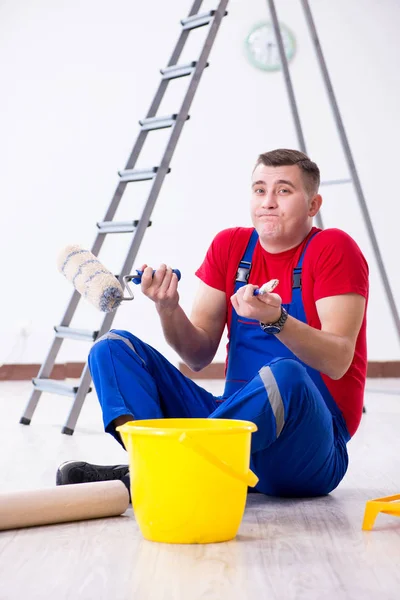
[258,219,282,239]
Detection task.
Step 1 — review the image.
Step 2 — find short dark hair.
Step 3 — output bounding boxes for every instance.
[254,149,320,197]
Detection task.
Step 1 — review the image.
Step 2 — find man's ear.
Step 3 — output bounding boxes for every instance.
[309,194,322,216]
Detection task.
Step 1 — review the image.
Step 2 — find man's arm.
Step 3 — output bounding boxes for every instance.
[276,293,366,379]
[231,286,366,380]
[141,265,226,371]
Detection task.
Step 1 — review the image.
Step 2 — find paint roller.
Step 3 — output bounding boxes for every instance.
[0,480,130,531]
[57,244,181,313]
[57,244,278,313]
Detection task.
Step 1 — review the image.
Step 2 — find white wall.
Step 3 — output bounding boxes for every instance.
[0,0,399,367]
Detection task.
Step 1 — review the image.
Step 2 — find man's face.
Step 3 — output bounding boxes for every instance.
[250,163,316,247]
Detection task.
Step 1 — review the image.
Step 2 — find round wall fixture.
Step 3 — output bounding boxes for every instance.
[245,21,296,72]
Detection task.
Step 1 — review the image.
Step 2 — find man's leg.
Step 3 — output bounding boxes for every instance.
[210,357,349,497]
[57,329,218,485]
[88,329,218,440]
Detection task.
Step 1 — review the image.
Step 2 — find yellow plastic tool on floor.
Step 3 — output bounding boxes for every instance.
[117,418,258,544]
[362,494,400,530]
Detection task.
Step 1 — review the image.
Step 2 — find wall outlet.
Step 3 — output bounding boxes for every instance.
[18,320,32,339]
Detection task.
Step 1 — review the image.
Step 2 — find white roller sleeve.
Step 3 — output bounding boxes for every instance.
[57,245,124,312]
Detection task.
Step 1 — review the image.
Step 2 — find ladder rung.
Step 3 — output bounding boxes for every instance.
[118,167,156,182]
[140,114,190,131]
[118,167,171,182]
[320,178,352,187]
[32,379,80,397]
[97,220,138,233]
[97,219,152,233]
[181,10,226,31]
[54,326,98,342]
[161,61,208,80]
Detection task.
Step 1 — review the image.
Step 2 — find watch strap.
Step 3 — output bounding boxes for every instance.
[260,306,288,331]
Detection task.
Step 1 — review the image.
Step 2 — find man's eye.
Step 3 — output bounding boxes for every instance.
[255,188,265,194]
[278,188,289,194]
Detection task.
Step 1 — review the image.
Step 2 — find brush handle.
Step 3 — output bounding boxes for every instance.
[131,269,181,285]
[253,279,279,296]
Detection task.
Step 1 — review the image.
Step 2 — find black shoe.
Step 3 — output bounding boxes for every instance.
[56,461,129,485]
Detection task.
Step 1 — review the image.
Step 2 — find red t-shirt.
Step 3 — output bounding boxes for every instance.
[195,227,369,437]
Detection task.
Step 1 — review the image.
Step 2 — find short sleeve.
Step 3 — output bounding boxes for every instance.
[311,229,369,301]
[195,229,237,292]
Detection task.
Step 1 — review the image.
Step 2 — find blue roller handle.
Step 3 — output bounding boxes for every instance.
[131,269,181,285]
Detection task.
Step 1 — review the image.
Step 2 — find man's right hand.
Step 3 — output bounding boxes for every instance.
[140,264,180,315]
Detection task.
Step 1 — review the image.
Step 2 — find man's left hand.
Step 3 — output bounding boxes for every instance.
[230,285,282,323]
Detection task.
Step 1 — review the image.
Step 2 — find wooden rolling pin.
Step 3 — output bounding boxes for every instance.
[0,481,130,530]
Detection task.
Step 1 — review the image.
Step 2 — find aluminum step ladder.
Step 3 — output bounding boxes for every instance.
[265,0,400,407]
[20,0,400,434]
[19,0,229,435]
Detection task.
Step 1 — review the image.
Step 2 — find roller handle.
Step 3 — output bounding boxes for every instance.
[131,269,181,285]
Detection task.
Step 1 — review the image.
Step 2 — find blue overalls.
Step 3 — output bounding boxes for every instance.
[88,229,350,497]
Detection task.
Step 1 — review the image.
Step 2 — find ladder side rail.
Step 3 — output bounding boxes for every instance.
[62,309,120,433]
[266,0,324,230]
[165,0,205,70]
[300,0,400,341]
[113,0,230,282]
[62,2,230,433]
[91,2,208,247]
[62,363,93,434]
[21,1,230,432]
[19,337,64,422]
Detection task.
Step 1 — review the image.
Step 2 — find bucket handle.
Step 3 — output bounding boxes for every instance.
[178,432,259,488]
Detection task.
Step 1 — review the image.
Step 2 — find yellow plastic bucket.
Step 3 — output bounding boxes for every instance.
[117,418,258,544]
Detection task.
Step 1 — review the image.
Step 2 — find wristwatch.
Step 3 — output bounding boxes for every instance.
[260,307,288,334]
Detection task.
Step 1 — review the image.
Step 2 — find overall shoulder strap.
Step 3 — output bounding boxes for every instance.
[293,230,320,289]
[234,229,259,290]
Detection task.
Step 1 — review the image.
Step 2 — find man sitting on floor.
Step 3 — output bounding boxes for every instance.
[57,148,369,497]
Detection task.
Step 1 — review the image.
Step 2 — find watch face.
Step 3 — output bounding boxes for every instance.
[261,324,281,335]
[245,21,296,72]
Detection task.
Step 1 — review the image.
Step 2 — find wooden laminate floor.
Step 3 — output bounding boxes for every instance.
[0,379,399,600]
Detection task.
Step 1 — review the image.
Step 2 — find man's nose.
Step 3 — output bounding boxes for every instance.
[261,192,278,209]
